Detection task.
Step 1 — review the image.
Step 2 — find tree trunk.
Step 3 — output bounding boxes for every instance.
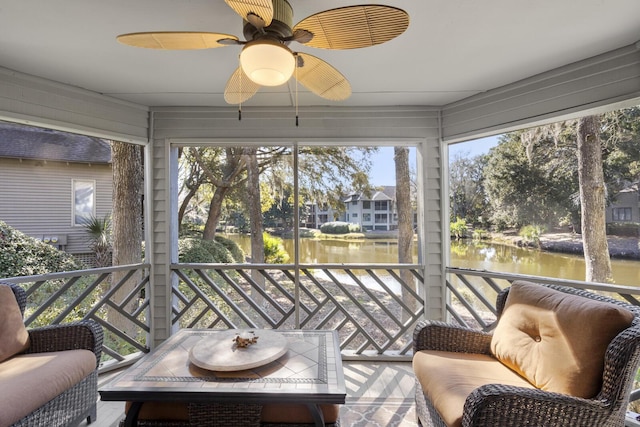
[395,147,416,322]
[202,187,230,240]
[178,184,199,231]
[577,116,612,283]
[245,148,265,304]
[110,142,143,338]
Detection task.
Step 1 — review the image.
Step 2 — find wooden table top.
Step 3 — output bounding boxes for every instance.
[99,329,346,405]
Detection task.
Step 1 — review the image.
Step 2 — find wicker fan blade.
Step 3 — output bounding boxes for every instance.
[293,5,409,50]
[224,67,261,104]
[294,53,351,101]
[116,32,239,50]
[225,0,273,28]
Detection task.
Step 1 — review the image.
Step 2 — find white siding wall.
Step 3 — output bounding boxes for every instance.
[0,67,148,142]
[441,44,640,142]
[0,158,113,255]
[419,138,446,320]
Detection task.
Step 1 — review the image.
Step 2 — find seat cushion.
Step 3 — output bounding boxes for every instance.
[490,281,634,398]
[0,284,30,363]
[413,350,534,427]
[126,401,340,424]
[0,349,97,426]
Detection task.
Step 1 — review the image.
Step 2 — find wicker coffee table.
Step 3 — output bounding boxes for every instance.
[99,329,346,427]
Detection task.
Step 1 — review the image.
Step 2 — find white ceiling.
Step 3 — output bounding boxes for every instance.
[1,0,639,109]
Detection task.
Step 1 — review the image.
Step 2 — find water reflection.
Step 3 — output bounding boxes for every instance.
[224,235,639,287]
[450,240,639,286]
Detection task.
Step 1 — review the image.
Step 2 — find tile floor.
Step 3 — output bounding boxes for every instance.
[86,361,417,427]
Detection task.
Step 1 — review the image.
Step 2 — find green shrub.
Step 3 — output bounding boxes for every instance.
[178,238,234,263]
[214,235,245,262]
[607,222,640,237]
[0,220,83,278]
[263,233,290,264]
[519,224,545,247]
[178,238,214,263]
[450,218,467,239]
[299,228,320,238]
[320,221,361,234]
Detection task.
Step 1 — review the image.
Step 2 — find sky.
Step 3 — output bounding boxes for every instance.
[367,135,501,186]
[368,146,416,186]
[448,135,500,160]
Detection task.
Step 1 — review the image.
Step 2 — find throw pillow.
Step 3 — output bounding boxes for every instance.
[0,285,30,362]
[490,280,634,398]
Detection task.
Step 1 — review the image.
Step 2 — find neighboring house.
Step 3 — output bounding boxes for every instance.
[607,183,640,223]
[302,202,340,229]
[0,122,112,262]
[344,186,397,231]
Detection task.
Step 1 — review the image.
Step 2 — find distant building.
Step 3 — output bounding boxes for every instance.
[0,121,112,262]
[343,186,397,231]
[606,183,639,223]
[301,202,340,229]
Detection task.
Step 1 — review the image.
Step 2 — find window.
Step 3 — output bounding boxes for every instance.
[375,201,388,211]
[73,180,95,226]
[612,207,632,221]
[176,144,419,264]
[375,213,387,223]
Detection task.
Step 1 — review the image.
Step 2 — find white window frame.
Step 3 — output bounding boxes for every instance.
[72,179,96,226]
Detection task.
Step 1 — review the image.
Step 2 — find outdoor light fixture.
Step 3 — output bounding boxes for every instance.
[239,39,295,86]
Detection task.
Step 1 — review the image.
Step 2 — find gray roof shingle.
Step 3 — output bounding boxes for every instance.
[0,121,111,163]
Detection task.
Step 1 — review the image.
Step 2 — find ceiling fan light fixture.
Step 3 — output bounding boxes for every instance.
[240,39,295,86]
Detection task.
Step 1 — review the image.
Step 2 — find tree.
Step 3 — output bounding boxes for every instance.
[394,147,415,321]
[177,149,206,230]
[110,141,143,336]
[482,107,640,282]
[244,147,266,301]
[577,116,612,283]
[449,152,488,224]
[483,137,566,229]
[195,147,249,240]
[178,145,376,239]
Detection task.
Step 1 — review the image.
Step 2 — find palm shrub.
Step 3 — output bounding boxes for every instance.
[83,214,112,267]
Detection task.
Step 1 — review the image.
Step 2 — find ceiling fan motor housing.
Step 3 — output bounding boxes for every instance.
[242,0,294,43]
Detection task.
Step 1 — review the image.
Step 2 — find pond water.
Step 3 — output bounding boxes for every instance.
[225,235,640,287]
[450,241,640,287]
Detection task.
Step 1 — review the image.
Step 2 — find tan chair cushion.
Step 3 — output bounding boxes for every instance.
[0,284,30,363]
[0,349,96,426]
[413,350,534,427]
[126,401,340,424]
[490,281,634,398]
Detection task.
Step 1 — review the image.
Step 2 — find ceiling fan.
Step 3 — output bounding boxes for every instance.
[116,0,409,105]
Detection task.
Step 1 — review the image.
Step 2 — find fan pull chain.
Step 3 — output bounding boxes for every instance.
[295,55,299,127]
[238,57,242,121]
